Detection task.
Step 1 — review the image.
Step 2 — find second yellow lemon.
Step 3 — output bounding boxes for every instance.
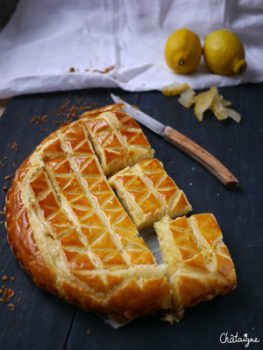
[165,28,202,74]
[203,29,246,75]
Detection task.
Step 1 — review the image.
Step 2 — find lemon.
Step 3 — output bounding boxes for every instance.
[164,28,202,74]
[203,29,246,75]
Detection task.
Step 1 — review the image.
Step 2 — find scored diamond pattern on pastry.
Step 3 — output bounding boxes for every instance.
[36,124,157,279]
[109,158,192,229]
[5,104,237,320]
[80,104,154,176]
[154,214,237,318]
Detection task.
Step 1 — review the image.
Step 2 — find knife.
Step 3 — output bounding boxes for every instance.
[110,93,239,189]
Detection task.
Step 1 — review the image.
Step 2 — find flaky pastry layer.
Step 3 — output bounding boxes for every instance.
[5,105,171,320]
[109,159,192,229]
[154,214,237,318]
[80,104,154,176]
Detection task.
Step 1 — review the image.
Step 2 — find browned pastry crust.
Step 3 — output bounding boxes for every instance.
[80,104,154,176]
[5,104,237,322]
[109,159,192,229]
[154,214,237,318]
[5,105,171,321]
[6,159,58,296]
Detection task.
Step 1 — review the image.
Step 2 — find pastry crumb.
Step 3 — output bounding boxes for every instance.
[161,313,179,325]
[10,142,18,151]
[8,303,15,311]
[3,288,15,303]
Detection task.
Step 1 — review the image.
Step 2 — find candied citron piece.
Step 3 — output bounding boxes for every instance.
[194,86,217,121]
[178,87,196,108]
[162,82,190,97]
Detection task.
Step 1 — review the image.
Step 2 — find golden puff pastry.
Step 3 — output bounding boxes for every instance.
[5,103,238,322]
[80,104,154,176]
[5,112,172,321]
[154,213,237,318]
[109,159,192,229]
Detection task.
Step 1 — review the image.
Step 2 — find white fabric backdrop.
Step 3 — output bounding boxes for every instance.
[0,0,263,98]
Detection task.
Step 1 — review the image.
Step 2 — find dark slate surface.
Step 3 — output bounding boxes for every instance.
[0,85,262,350]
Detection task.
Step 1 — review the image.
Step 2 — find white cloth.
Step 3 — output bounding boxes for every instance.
[0,0,263,98]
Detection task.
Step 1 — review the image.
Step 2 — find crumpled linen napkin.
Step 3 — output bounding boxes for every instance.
[0,0,263,96]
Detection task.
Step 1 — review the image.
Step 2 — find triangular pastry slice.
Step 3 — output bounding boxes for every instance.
[154,213,237,318]
[109,159,192,229]
[80,104,154,176]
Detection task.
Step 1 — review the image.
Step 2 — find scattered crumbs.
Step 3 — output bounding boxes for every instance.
[2,186,8,192]
[69,67,76,73]
[0,221,3,225]
[3,156,7,160]
[191,166,195,172]
[79,105,94,111]
[54,100,70,115]
[189,182,193,186]
[0,210,4,215]
[12,162,16,169]
[54,105,79,127]
[28,99,100,133]
[8,303,15,311]
[4,175,11,181]
[0,274,17,311]
[85,65,115,74]
[10,142,18,152]
[216,193,220,197]
[86,329,91,335]
[31,114,48,125]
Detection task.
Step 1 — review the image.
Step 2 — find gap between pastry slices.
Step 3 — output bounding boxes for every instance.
[5,111,173,323]
[4,103,237,327]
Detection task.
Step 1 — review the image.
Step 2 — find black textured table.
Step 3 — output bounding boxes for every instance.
[0,85,262,350]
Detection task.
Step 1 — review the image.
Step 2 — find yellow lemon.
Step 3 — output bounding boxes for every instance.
[164,28,202,74]
[203,29,246,75]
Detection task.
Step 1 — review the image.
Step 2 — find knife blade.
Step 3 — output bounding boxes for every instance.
[110,93,239,188]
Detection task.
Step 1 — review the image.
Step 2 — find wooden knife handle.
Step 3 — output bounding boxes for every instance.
[163,126,239,188]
